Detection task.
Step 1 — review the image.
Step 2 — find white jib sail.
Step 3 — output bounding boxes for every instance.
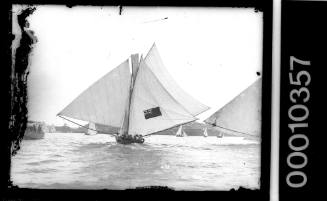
[143,44,210,116]
[58,60,131,128]
[87,122,97,135]
[128,59,197,136]
[176,125,183,136]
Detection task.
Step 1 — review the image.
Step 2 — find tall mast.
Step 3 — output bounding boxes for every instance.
[120,54,139,135]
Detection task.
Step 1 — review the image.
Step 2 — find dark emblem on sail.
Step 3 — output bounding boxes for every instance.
[144,107,162,119]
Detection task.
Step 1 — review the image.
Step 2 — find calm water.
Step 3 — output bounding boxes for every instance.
[11,133,260,190]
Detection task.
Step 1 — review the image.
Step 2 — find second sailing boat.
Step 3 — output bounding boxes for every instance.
[176,125,188,137]
[85,122,97,135]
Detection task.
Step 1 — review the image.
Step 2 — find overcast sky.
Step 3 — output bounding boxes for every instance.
[14,5,263,127]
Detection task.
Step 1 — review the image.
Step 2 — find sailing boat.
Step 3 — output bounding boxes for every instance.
[57,43,209,144]
[24,121,45,140]
[203,127,208,137]
[85,122,97,135]
[204,78,261,139]
[176,125,188,137]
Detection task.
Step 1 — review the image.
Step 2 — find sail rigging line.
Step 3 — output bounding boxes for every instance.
[57,115,118,136]
[211,123,256,137]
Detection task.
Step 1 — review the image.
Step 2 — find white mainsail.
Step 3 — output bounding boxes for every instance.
[58,60,131,128]
[59,43,209,138]
[86,122,97,135]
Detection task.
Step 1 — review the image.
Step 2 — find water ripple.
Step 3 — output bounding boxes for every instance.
[11,133,260,190]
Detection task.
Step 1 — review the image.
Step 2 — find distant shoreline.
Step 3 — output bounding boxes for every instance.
[39,121,258,139]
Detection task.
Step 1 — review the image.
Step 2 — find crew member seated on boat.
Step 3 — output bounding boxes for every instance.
[134,134,140,140]
[126,134,133,141]
[134,134,145,143]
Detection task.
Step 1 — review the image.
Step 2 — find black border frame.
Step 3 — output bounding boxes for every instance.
[2,1,272,200]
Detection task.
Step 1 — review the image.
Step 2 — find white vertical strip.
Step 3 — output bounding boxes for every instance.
[271,0,281,200]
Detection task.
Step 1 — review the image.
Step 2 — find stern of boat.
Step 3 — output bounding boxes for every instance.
[115,134,145,144]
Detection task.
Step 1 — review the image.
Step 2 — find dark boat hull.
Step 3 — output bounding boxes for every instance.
[24,130,45,140]
[115,135,145,144]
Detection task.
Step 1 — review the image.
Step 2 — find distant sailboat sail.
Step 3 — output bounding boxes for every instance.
[85,122,97,135]
[24,121,45,140]
[176,125,187,137]
[58,43,209,143]
[203,127,208,137]
[182,130,188,137]
[204,78,262,138]
[176,125,182,137]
